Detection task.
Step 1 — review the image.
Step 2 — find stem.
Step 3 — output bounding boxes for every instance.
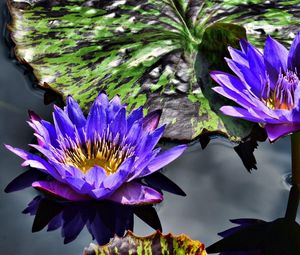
[285,185,300,220]
[164,0,201,49]
[291,132,300,185]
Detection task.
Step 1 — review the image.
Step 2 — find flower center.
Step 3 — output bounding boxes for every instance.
[58,132,134,175]
[262,70,299,110]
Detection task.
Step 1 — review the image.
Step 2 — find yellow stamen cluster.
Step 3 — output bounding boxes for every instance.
[264,96,291,110]
[59,133,134,175]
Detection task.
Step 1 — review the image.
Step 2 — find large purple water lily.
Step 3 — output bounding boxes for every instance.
[6,92,187,205]
[210,32,300,141]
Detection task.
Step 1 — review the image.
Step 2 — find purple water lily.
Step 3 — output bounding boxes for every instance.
[6,92,187,205]
[210,32,300,141]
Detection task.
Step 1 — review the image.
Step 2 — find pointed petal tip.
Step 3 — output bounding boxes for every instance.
[143,109,162,132]
[209,70,219,79]
[28,110,41,121]
[66,95,76,104]
[96,91,109,101]
[4,143,11,150]
[145,144,188,174]
[4,144,26,159]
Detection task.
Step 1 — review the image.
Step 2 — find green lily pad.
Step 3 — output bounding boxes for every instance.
[83,230,207,255]
[8,0,257,141]
[213,0,300,47]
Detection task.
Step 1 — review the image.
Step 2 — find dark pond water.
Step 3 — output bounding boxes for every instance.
[0,1,299,254]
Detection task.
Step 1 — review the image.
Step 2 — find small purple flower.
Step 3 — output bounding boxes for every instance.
[210,32,300,141]
[6,92,187,205]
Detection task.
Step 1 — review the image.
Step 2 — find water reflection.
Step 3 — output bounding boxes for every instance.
[22,194,162,245]
[5,165,189,246]
[207,185,300,254]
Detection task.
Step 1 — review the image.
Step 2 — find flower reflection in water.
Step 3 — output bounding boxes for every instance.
[6,165,186,245]
[207,186,300,255]
[22,194,162,245]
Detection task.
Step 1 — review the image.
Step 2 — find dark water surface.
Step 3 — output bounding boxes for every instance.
[0,1,299,254]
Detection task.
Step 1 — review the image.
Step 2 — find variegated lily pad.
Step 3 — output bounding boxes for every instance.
[83,230,207,255]
[8,0,298,141]
[213,0,300,47]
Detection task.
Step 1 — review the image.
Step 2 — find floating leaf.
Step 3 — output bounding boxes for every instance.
[83,230,207,255]
[8,0,279,141]
[211,0,300,47]
[7,0,249,141]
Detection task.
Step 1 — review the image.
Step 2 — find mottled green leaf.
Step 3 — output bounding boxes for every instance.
[212,0,300,47]
[83,230,207,255]
[9,0,298,141]
[8,0,251,141]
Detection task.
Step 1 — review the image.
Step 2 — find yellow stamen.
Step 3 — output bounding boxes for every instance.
[60,133,134,175]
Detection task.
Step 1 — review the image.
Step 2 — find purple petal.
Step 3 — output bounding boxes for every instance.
[127,148,160,181]
[264,35,288,72]
[89,187,114,199]
[265,123,300,142]
[64,165,86,179]
[125,120,142,146]
[86,100,106,139]
[220,106,280,124]
[107,95,122,124]
[29,144,57,161]
[239,38,249,54]
[5,145,62,180]
[84,166,106,189]
[64,176,93,194]
[53,105,75,140]
[96,92,109,107]
[109,107,127,139]
[102,157,134,189]
[27,115,46,146]
[225,58,261,96]
[28,118,58,147]
[247,43,266,81]
[142,110,162,133]
[135,125,166,157]
[264,59,279,89]
[127,107,143,131]
[108,181,163,205]
[28,110,42,121]
[143,144,187,176]
[288,32,300,71]
[65,96,86,128]
[210,71,267,110]
[210,71,246,91]
[228,46,249,67]
[212,86,256,109]
[32,181,90,201]
[40,120,59,148]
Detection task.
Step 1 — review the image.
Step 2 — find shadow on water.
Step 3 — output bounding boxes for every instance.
[21,195,160,245]
[207,185,300,254]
